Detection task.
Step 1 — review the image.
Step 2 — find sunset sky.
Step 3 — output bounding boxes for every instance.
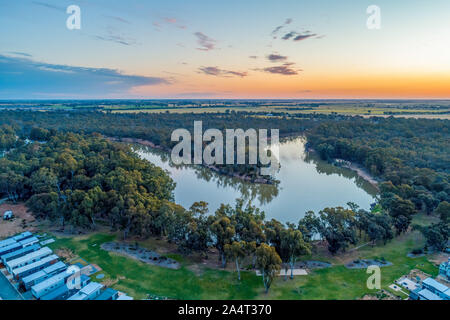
[1,0,449,99]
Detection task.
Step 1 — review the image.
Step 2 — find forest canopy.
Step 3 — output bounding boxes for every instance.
[0,110,448,251]
[0,131,176,237]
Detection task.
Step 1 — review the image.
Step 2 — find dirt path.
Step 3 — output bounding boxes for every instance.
[350,242,371,251]
[101,242,181,269]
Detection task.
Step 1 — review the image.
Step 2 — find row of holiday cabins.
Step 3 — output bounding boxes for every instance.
[0,232,132,300]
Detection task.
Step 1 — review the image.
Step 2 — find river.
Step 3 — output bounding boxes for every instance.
[135,137,378,224]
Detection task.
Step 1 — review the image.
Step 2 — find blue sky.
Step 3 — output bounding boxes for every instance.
[1,0,449,99]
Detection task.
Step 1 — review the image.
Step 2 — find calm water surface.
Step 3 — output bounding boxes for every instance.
[135,138,377,223]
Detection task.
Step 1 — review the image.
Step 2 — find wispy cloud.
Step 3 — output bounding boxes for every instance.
[271,18,323,43]
[293,33,318,41]
[257,63,301,76]
[198,66,247,78]
[94,34,136,46]
[271,18,293,39]
[271,26,283,36]
[164,17,177,24]
[0,54,168,99]
[93,28,138,46]
[6,52,32,57]
[194,32,216,51]
[153,17,187,31]
[31,1,65,12]
[281,31,322,42]
[104,15,131,25]
[281,31,297,40]
[267,53,288,62]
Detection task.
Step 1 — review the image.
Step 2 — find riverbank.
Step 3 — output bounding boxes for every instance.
[306,148,379,191]
[334,159,379,190]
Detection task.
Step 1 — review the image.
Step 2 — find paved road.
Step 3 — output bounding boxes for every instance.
[0,271,23,300]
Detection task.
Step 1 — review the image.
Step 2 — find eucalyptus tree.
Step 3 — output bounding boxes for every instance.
[280,227,311,280]
[209,204,236,268]
[317,207,358,255]
[256,243,282,293]
[224,241,248,281]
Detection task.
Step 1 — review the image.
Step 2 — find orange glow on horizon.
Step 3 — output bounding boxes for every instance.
[132,72,450,99]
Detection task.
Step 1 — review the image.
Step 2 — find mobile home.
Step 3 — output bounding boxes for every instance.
[1,244,40,264]
[422,278,450,300]
[0,242,22,256]
[40,284,70,301]
[40,274,90,300]
[12,254,58,280]
[0,238,16,249]
[12,232,33,242]
[19,236,39,247]
[6,247,52,272]
[31,270,73,299]
[67,282,104,300]
[117,294,134,300]
[95,288,119,300]
[22,261,67,290]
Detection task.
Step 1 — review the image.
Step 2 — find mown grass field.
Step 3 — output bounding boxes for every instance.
[46,218,440,300]
[48,233,262,300]
[110,103,450,119]
[263,229,438,300]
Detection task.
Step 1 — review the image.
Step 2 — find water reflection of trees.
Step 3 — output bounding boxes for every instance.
[134,145,280,205]
[133,142,377,207]
[193,166,279,205]
[304,152,378,197]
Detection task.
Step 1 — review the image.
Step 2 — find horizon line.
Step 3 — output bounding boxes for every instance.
[1,98,450,102]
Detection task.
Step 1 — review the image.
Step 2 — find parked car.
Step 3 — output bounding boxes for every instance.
[3,211,13,220]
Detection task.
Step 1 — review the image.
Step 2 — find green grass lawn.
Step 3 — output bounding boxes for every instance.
[261,227,438,300]
[48,233,262,300]
[47,223,439,300]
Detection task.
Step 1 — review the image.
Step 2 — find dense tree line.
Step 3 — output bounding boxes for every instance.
[1,111,447,223]
[159,199,400,290]
[0,111,322,181]
[417,222,449,252]
[160,199,310,292]
[307,117,449,236]
[0,110,448,269]
[0,131,176,237]
[298,203,394,254]
[0,124,21,151]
